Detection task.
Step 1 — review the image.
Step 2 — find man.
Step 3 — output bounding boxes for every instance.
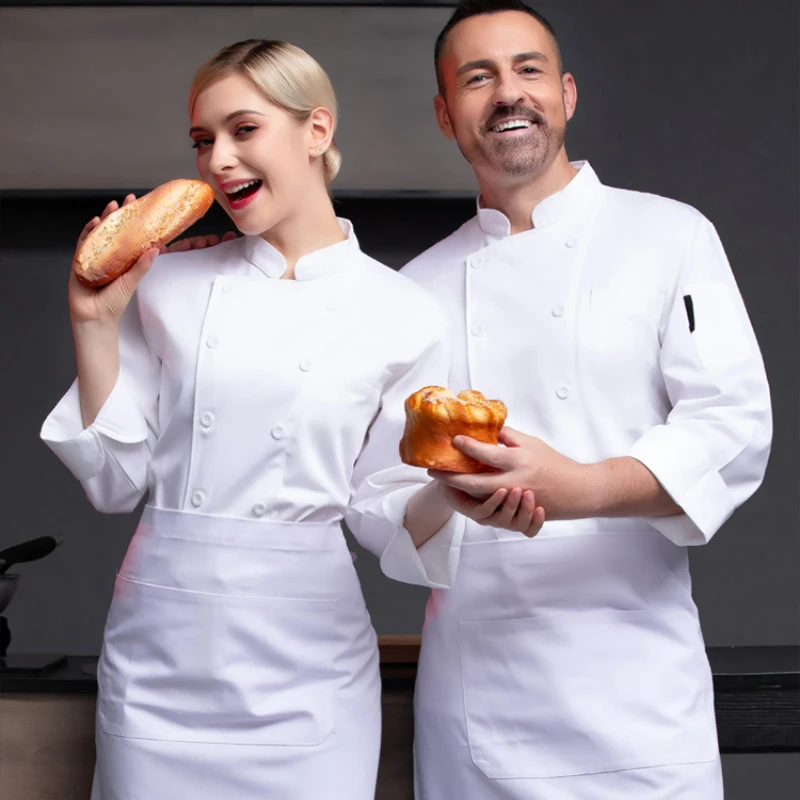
[393,1,771,799]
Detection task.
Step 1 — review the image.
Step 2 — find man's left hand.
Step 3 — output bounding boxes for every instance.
[159,231,237,254]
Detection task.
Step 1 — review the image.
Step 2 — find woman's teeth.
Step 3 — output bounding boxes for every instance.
[225,181,261,195]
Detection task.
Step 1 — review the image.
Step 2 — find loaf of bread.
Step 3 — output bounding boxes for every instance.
[400,386,508,473]
[73,179,215,287]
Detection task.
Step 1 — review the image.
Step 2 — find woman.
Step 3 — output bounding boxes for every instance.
[41,39,532,799]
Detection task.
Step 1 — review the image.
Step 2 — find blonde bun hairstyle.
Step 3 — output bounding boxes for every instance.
[189,39,341,183]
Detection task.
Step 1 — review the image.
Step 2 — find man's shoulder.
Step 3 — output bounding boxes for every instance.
[602,184,708,231]
[356,250,445,308]
[401,216,483,285]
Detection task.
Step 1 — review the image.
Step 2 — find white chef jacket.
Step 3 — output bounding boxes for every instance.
[401,161,772,547]
[399,162,770,800]
[41,219,462,586]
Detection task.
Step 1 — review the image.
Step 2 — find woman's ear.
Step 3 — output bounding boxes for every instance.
[308,107,335,157]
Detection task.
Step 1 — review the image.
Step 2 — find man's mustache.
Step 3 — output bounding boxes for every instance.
[483,106,546,133]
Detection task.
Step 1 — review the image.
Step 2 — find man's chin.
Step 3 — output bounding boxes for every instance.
[487,156,544,179]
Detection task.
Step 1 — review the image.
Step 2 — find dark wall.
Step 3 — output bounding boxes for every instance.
[2,0,798,648]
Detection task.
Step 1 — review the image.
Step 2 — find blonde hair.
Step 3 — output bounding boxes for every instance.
[189,40,341,183]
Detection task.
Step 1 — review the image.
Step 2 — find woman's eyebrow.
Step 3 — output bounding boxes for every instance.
[190,109,266,135]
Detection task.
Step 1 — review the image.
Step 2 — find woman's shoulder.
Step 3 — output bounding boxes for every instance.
[136,236,245,299]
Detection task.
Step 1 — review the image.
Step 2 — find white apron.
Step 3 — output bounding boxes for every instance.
[413,521,723,799]
[92,505,381,800]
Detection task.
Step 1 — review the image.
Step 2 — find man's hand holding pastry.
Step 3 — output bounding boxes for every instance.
[431,427,588,523]
[399,387,547,537]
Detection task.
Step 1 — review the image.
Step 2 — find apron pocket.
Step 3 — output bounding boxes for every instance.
[98,576,338,746]
[459,609,716,779]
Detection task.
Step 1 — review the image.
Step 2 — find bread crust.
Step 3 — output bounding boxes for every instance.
[73,180,215,287]
[399,386,508,473]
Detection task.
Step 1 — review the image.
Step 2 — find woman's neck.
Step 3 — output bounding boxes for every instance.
[261,186,345,279]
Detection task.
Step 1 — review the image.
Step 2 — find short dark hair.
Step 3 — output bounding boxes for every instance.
[434,0,563,95]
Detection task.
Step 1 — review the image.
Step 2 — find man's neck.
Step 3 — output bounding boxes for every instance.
[477,150,578,235]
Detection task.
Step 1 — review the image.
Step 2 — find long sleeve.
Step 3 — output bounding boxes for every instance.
[40,294,161,513]
[628,214,772,545]
[346,319,466,589]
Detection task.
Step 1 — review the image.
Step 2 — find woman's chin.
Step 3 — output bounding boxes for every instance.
[223,211,268,237]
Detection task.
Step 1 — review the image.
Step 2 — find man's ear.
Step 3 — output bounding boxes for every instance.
[434,94,456,140]
[562,72,577,122]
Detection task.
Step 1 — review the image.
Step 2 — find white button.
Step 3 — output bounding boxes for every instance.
[299,360,313,372]
[556,386,570,400]
[271,425,286,440]
[469,255,486,269]
[190,490,206,507]
[200,411,215,428]
[206,337,219,349]
[252,502,267,517]
[565,237,579,248]
[551,305,564,317]
[470,323,484,337]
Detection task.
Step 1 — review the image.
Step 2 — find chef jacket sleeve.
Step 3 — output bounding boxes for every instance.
[40,293,160,513]
[346,318,466,589]
[628,214,772,546]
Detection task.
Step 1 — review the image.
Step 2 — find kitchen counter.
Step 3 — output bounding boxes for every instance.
[1,645,798,800]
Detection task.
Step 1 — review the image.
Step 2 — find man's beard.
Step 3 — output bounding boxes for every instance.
[463,104,566,177]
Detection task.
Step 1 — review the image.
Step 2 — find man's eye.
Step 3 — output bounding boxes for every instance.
[468,74,489,84]
[521,67,541,75]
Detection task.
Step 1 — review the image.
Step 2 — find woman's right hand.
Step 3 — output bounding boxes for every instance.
[69,194,159,327]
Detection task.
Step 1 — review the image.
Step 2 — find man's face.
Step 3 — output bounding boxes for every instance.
[435,11,576,180]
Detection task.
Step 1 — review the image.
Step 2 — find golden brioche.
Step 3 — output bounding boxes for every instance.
[73,179,215,287]
[400,386,508,473]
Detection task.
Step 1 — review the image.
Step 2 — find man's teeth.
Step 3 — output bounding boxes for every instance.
[492,120,534,132]
[226,180,259,195]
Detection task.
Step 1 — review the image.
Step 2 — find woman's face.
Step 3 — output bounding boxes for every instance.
[190,74,318,236]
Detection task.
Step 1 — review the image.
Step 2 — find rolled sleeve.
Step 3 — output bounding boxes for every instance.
[40,374,148,482]
[376,483,465,588]
[39,294,161,513]
[630,424,740,545]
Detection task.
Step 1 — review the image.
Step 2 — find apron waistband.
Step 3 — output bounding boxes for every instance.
[140,505,340,550]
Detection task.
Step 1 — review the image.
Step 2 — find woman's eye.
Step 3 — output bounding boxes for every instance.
[191,138,212,149]
[235,125,257,136]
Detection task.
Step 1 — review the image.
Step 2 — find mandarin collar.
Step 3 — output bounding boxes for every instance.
[244,217,357,280]
[476,161,601,237]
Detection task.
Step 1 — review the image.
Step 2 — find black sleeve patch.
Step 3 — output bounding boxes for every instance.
[683,294,695,333]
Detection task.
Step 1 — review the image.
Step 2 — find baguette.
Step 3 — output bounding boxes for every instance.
[73,179,215,287]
